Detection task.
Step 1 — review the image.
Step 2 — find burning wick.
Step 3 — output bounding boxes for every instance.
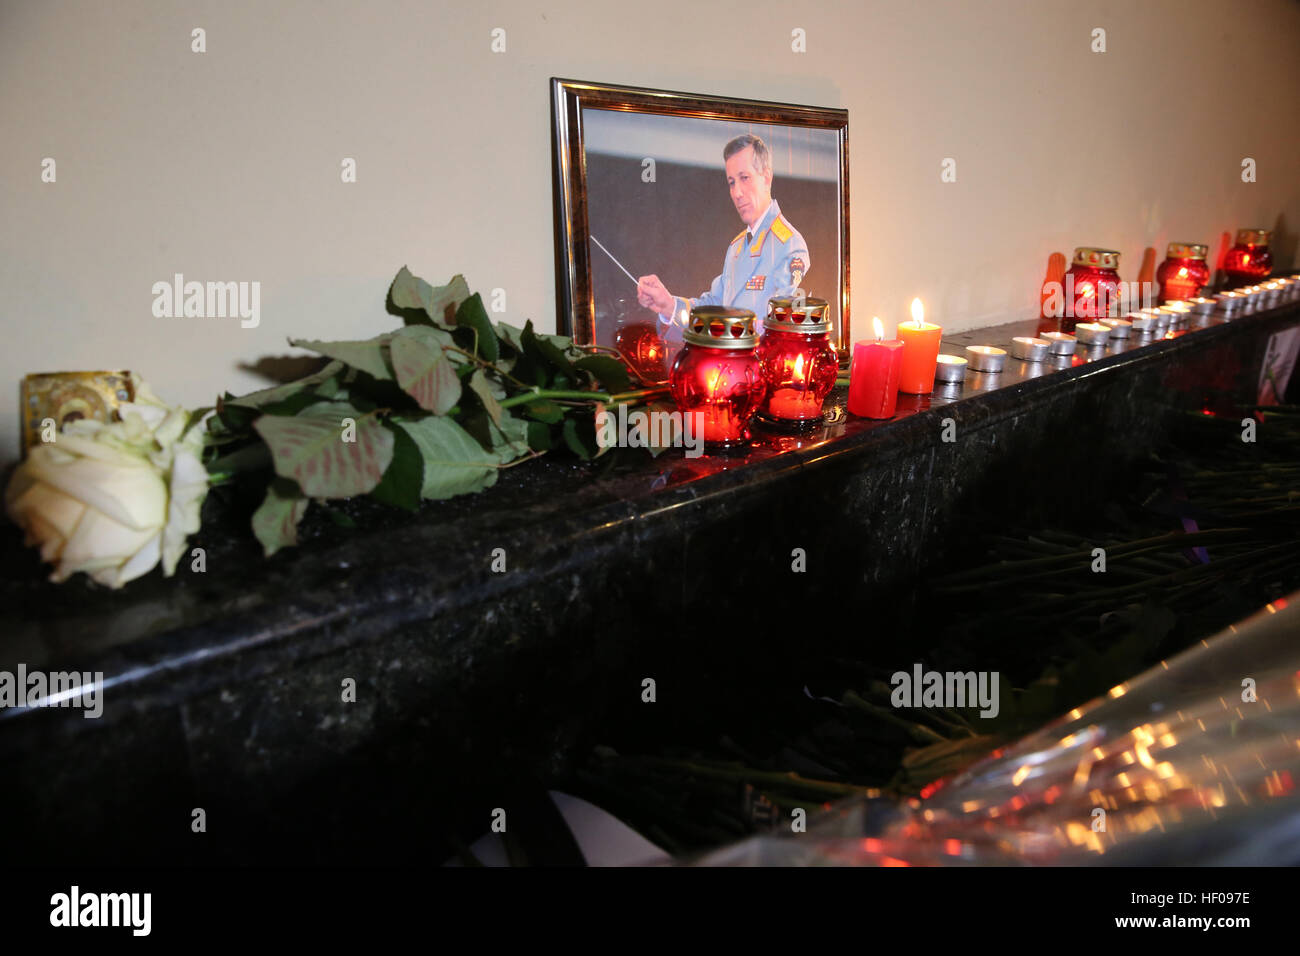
[873,316,884,341]
[911,297,924,330]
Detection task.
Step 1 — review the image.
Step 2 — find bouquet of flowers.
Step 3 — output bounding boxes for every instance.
[6,267,664,587]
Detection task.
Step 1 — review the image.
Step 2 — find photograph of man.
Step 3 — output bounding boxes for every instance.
[636,134,810,341]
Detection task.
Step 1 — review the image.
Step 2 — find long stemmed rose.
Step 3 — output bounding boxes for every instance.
[5,374,210,588]
[6,267,669,587]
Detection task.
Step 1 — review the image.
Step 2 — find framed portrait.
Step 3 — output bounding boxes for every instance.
[551,78,850,384]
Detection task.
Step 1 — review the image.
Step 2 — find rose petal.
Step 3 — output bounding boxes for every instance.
[24,447,166,531]
[25,513,68,564]
[58,507,160,579]
[10,480,85,542]
[89,531,161,589]
[46,432,146,467]
[161,439,210,576]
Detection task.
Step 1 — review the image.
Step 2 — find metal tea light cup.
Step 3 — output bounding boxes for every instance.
[934,353,968,383]
[1127,313,1156,335]
[1216,292,1243,315]
[1074,323,1111,346]
[1041,331,1076,355]
[1098,318,1131,339]
[1010,336,1051,362]
[964,345,1006,373]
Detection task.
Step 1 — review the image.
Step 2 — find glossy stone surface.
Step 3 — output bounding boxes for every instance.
[1,299,1297,863]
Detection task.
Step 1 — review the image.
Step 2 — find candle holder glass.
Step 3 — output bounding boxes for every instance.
[756,296,837,428]
[669,307,765,449]
[1156,242,1210,304]
[1222,229,1272,289]
[1064,248,1121,332]
[614,321,670,385]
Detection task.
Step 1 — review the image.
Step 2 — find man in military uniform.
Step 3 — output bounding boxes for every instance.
[636,134,810,340]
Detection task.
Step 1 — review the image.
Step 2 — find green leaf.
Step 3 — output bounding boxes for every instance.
[537,328,574,351]
[522,320,574,376]
[206,441,272,476]
[251,478,310,557]
[574,355,631,393]
[489,411,531,463]
[459,407,493,452]
[369,420,423,511]
[213,401,260,436]
[454,293,500,363]
[468,369,503,426]
[260,388,338,417]
[226,360,346,409]
[252,402,394,498]
[526,420,554,451]
[562,417,598,460]
[290,336,393,381]
[317,503,357,529]
[495,321,526,353]
[396,416,502,499]
[389,325,461,414]
[521,400,564,424]
[388,267,470,326]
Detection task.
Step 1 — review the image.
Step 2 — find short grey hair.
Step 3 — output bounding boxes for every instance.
[723,134,771,177]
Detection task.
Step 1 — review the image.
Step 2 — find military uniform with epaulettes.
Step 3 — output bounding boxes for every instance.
[656,198,810,341]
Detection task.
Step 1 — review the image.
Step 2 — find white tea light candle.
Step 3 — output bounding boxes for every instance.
[1010,336,1051,361]
[1074,322,1111,345]
[1041,331,1076,355]
[934,353,968,383]
[964,345,1007,372]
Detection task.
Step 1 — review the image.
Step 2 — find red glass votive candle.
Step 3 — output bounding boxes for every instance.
[1064,248,1121,331]
[848,320,903,419]
[897,298,942,395]
[615,321,669,384]
[756,296,838,427]
[669,307,765,448]
[1156,242,1210,304]
[1222,229,1272,289]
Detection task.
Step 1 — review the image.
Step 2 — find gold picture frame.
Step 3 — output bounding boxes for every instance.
[551,78,850,372]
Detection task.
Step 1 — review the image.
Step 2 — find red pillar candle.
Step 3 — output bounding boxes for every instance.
[848,317,904,419]
[897,298,943,395]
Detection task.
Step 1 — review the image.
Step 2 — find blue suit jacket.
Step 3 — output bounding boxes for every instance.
[657,199,810,341]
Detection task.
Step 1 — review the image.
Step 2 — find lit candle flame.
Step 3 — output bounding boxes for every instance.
[792,353,806,379]
[910,297,924,329]
[873,316,884,341]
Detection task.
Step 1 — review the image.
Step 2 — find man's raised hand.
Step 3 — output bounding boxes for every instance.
[637,275,674,315]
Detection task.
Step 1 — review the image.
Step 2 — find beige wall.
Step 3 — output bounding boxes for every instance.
[3,0,1298,462]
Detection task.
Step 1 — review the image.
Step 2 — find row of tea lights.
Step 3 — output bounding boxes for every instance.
[846,276,1300,419]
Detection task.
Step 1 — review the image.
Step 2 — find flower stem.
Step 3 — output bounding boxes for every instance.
[498,388,612,408]
[497,385,671,410]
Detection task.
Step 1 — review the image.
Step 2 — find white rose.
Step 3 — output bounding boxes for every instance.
[5,374,210,588]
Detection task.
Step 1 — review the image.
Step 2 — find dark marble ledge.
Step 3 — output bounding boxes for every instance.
[2,299,1298,731]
